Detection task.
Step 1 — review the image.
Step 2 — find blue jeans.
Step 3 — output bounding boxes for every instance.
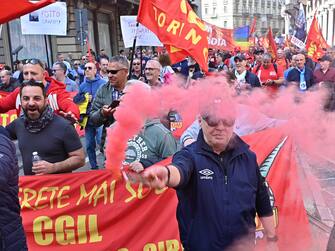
[85,125,102,169]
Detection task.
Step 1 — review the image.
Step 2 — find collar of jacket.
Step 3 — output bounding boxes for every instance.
[194,129,250,161]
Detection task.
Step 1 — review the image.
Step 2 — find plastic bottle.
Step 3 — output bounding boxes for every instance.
[32,151,42,164]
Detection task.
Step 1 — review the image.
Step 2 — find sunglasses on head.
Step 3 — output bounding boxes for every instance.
[202,115,235,127]
[84,66,93,71]
[107,69,125,74]
[24,58,45,69]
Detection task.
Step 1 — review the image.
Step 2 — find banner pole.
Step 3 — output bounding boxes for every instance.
[140,45,143,76]
[128,22,139,80]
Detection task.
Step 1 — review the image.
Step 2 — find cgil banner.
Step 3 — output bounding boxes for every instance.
[21,2,67,36]
[120,16,163,48]
[18,126,312,251]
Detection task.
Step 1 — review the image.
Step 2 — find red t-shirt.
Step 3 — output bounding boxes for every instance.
[253,64,284,85]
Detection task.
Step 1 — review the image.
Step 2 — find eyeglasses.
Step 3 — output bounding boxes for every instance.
[133,63,141,65]
[74,63,80,66]
[52,69,61,73]
[145,67,159,71]
[24,58,45,69]
[84,66,93,71]
[107,69,126,74]
[202,115,235,128]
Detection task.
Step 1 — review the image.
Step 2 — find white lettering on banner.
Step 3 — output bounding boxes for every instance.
[291,36,306,49]
[208,37,227,47]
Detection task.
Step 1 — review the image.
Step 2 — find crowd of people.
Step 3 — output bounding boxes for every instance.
[0,42,335,250]
[0,43,334,172]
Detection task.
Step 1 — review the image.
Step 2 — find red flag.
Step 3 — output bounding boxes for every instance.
[267,27,277,59]
[165,45,189,64]
[249,17,257,36]
[306,15,330,62]
[205,22,235,51]
[137,0,209,71]
[0,0,54,24]
[86,36,94,63]
[243,127,312,251]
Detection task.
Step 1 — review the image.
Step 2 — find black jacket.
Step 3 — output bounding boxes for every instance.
[245,71,261,87]
[173,131,272,250]
[0,132,27,251]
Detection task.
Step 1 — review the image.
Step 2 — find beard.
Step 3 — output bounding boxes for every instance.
[22,105,46,121]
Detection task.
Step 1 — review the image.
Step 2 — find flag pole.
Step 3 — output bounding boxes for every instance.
[128,22,139,80]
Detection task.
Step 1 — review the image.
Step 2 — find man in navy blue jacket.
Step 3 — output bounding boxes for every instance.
[286,53,315,91]
[140,100,277,251]
[0,127,28,251]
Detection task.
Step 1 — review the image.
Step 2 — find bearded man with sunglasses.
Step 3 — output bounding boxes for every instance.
[0,58,79,123]
[138,100,277,251]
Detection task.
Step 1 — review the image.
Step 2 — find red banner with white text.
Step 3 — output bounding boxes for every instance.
[19,127,312,250]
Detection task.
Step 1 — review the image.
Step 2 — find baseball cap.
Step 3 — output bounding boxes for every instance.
[254,48,265,55]
[234,53,247,61]
[318,55,332,62]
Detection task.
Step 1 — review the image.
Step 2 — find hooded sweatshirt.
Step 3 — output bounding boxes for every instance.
[124,119,178,167]
[0,77,80,120]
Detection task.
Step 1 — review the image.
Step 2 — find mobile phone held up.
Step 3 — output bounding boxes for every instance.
[109,100,120,109]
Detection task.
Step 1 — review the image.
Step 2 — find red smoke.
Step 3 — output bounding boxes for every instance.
[105,75,334,249]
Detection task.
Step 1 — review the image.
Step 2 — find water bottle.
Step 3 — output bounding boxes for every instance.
[32,151,42,164]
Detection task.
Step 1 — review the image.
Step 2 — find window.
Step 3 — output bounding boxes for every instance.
[205,7,208,15]
[224,5,227,12]
[224,21,228,27]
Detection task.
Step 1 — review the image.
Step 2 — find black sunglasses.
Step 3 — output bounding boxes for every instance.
[84,66,93,71]
[24,58,45,69]
[107,69,125,74]
[202,115,235,127]
[133,63,140,65]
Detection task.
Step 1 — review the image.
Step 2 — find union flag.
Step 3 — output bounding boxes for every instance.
[0,0,54,24]
[137,0,209,71]
[305,15,330,62]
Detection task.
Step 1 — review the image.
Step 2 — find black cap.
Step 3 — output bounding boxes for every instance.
[254,48,265,55]
[318,55,332,62]
[234,53,247,61]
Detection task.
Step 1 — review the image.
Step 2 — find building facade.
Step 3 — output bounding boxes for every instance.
[282,0,334,47]
[306,0,335,47]
[201,0,285,35]
[0,0,139,68]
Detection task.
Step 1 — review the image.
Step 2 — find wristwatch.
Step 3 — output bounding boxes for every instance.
[266,235,278,242]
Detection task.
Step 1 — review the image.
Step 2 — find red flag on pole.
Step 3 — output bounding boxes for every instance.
[306,15,330,62]
[267,27,278,59]
[137,0,209,71]
[86,36,94,63]
[0,0,54,24]
[249,17,257,36]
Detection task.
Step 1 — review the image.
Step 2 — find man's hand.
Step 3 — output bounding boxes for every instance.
[129,161,144,173]
[265,79,274,86]
[141,165,168,189]
[101,105,116,117]
[32,160,55,175]
[59,111,78,124]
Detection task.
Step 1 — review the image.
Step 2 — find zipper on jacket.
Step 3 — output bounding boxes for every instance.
[220,157,228,186]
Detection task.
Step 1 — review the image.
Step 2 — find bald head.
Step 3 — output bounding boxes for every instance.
[145,60,162,86]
